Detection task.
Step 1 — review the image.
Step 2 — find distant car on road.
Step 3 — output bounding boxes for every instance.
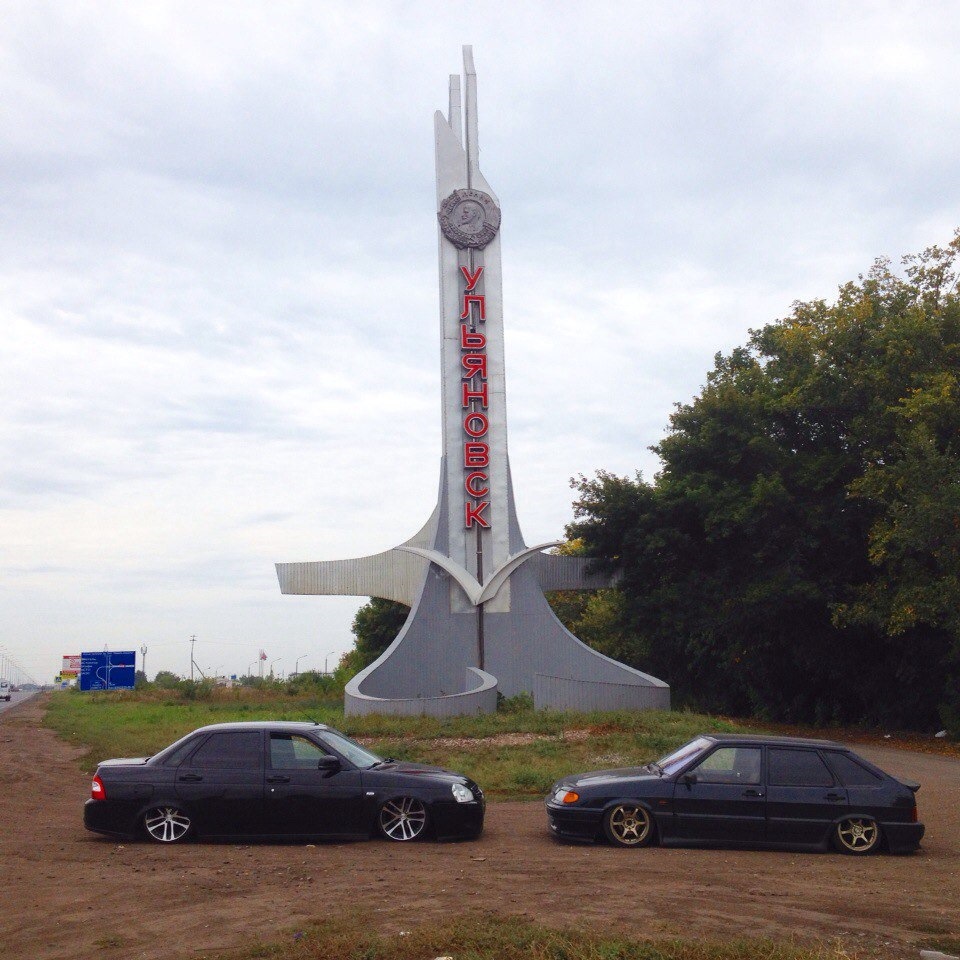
[0,680,10,702]
[85,721,484,844]
[546,734,923,855]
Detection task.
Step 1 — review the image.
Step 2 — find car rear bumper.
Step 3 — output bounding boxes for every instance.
[544,801,601,842]
[882,820,924,853]
[84,799,137,840]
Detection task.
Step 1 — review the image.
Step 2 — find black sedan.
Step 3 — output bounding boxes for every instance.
[84,721,484,843]
[545,734,924,855]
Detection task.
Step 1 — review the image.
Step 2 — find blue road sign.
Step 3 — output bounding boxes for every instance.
[79,651,136,691]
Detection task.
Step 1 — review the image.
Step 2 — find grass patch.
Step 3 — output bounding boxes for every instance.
[43,688,766,798]
[215,914,863,960]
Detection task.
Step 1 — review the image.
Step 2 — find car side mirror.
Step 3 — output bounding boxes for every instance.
[681,772,697,787]
[317,755,341,772]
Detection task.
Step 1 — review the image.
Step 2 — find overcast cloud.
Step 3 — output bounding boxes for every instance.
[2,1,958,682]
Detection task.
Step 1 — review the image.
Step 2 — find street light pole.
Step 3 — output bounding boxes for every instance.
[140,645,148,682]
[269,658,282,678]
[294,655,307,677]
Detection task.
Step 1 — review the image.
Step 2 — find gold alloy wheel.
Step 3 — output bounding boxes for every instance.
[606,804,652,847]
[835,817,880,854]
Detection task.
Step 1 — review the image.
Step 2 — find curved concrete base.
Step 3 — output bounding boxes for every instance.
[337,464,670,718]
[346,667,498,717]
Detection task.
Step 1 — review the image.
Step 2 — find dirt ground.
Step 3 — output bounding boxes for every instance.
[1,697,958,960]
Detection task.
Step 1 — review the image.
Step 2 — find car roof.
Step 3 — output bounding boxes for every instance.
[190,721,332,734]
[701,733,845,750]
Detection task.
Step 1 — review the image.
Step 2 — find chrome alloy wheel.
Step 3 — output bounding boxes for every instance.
[379,797,428,841]
[143,806,192,843]
[835,817,879,854]
[605,804,652,847]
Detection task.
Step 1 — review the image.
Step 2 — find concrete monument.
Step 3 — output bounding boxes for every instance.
[277,47,670,716]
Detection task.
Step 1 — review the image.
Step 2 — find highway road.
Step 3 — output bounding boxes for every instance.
[0,689,38,715]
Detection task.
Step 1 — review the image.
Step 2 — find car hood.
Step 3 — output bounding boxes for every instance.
[560,767,661,789]
[369,761,471,785]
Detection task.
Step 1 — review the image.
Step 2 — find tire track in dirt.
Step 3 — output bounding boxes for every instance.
[1,696,957,959]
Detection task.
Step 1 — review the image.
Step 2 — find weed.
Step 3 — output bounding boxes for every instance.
[44,689,764,795]
[216,914,864,960]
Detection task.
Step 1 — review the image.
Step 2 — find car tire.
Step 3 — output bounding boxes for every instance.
[602,803,655,848]
[832,817,881,855]
[378,796,428,841]
[142,805,194,844]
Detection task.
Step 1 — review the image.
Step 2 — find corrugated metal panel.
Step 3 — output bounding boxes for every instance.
[275,549,428,605]
[533,674,671,712]
[536,555,616,592]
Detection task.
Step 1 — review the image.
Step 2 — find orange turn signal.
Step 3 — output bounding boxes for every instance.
[561,791,580,804]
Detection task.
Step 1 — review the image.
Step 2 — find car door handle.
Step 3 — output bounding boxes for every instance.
[266,775,291,784]
[825,793,845,802]
[743,789,764,798]
[178,773,203,782]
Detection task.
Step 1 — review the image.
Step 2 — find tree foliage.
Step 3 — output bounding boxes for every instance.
[546,540,638,664]
[569,234,960,731]
[338,597,410,678]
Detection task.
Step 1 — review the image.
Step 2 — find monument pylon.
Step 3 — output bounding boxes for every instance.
[276,47,670,716]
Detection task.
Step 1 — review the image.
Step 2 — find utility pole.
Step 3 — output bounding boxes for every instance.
[190,635,196,682]
[140,645,148,682]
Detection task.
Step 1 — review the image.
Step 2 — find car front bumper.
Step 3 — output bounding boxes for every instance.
[430,798,485,841]
[544,801,601,842]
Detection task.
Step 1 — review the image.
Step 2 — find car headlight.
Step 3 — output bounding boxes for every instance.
[552,787,580,804]
[451,782,474,803]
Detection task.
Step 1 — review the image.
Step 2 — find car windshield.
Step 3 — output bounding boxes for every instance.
[656,737,712,776]
[320,731,384,769]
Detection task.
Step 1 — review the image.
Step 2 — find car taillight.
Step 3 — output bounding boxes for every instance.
[910,805,918,823]
[91,775,106,801]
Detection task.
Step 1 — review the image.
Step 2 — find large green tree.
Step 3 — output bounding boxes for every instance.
[569,234,960,730]
[338,597,410,678]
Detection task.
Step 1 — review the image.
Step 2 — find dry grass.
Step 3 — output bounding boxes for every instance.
[214,913,870,960]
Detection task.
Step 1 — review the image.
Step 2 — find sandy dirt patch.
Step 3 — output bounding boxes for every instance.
[1,696,957,960]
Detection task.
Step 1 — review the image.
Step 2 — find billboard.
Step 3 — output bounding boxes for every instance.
[79,651,136,691]
[61,654,81,678]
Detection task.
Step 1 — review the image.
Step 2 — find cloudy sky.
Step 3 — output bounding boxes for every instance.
[2,1,958,683]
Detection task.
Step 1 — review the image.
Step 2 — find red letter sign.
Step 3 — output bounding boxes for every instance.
[465,501,491,528]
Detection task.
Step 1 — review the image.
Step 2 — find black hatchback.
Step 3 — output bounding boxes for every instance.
[84,721,484,843]
[546,734,923,855]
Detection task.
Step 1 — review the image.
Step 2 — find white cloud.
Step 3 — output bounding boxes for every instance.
[1,0,958,681]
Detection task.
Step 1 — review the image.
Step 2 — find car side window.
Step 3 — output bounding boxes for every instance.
[162,737,203,767]
[690,746,762,784]
[188,732,262,769]
[270,734,330,770]
[825,752,882,786]
[768,748,834,787]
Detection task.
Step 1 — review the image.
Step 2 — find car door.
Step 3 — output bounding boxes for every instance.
[764,747,847,846]
[672,745,765,843]
[174,730,264,835]
[263,732,365,837]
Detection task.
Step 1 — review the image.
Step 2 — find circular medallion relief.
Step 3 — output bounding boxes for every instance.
[438,189,501,250]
